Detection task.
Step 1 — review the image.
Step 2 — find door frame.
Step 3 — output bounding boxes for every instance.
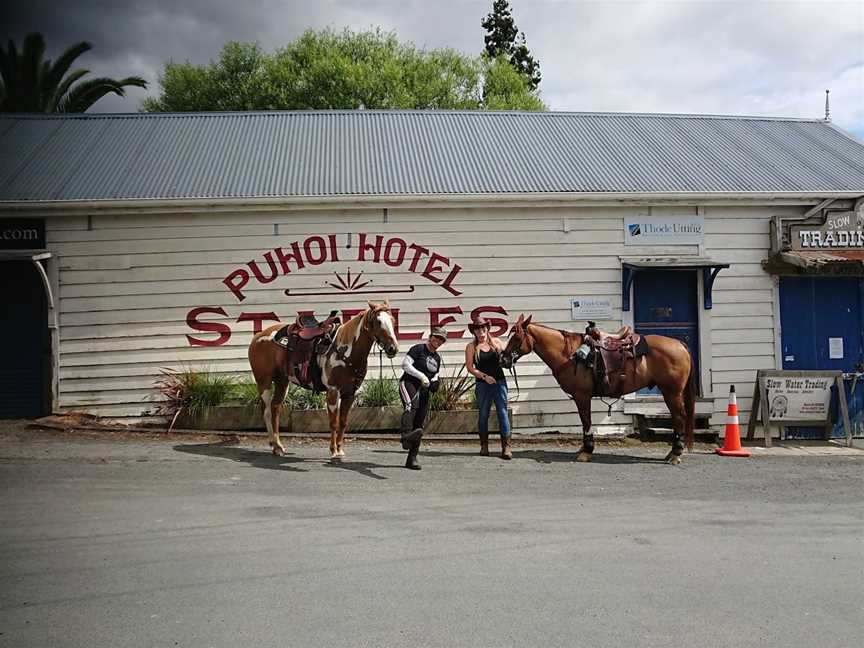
[0,250,58,415]
[622,267,712,399]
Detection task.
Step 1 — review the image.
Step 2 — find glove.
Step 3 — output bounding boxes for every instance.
[420,376,431,388]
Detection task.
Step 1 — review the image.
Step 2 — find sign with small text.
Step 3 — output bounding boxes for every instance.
[764,375,833,421]
[571,297,614,321]
[0,218,45,250]
[747,370,853,448]
[624,214,704,246]
[790,210,864,250]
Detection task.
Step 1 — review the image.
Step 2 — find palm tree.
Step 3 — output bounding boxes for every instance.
[0,32,147,113]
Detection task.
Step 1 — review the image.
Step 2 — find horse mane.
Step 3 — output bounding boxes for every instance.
[527,322,582,341]
[334,308,370,345]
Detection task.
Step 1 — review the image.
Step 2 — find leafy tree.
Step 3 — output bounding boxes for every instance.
[482,56,545,111]
[481,0,541,90]
[0,32,147,113]
[143,28,545,112]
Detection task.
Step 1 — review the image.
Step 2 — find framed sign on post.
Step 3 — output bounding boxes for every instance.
[746,370,853,447]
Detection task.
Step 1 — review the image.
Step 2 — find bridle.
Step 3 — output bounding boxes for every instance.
[328,308,398,394]
[503,324,534,397]
[365,308,399,359]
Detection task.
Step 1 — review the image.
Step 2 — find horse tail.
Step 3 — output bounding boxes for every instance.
[683,354,696,450]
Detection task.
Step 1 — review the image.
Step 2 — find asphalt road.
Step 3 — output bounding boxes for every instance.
[0,426,862,648]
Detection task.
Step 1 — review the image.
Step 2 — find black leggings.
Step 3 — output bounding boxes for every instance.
[399,378,430,433]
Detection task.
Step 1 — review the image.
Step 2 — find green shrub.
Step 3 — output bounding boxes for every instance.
[153,366,238,430]
[429,365,474,411]
[356,377,400,407]
[230,379,263,407]
[284,384,327,410]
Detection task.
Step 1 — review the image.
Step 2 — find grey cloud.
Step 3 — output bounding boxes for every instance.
[3,0,862,135]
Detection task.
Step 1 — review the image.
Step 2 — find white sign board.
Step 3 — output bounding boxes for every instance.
[624,214,705,246]
[571,298,614,321]
[764,376,833,421]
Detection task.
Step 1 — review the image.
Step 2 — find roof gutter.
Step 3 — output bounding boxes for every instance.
[2,191,863,215]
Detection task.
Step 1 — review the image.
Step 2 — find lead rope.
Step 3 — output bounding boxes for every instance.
[509,363,520,398]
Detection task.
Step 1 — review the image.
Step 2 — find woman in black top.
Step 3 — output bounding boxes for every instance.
[398,326,447,470]
[464,316,512,459]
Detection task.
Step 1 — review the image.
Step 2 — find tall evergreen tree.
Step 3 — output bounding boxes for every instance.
[0,33,147,113]
[481,0,541,90]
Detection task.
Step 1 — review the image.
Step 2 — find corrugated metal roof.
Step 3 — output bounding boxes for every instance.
[1,110,863,202]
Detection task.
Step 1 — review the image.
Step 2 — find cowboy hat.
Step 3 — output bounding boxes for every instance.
[467,317,491,332]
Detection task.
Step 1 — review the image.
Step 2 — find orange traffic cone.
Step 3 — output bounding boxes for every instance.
[716,385,750,457]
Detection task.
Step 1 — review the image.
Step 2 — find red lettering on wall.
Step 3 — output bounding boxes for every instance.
[247,252,279,284]
[440,263,463,296]
[421,253,450,284]
[220,233,465,300]
[223,269,250,302]
[303,236,328,265]
[237,311,281,335]
[186,307,232,346]
[184,303,509,346]
[392,308,423,340]
[384,237,407,267]
[341,308,365,322]
[429,306,465,338]
[471,306,510,337]
[357,233,383,263]
[274,242,306,274]
[406,243,429,272]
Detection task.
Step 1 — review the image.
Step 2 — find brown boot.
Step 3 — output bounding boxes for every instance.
[501,435,512,460]
[479,434,489,456]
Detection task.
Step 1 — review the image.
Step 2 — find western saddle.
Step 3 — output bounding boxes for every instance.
[273,310,342,391]
[579,321,643,396]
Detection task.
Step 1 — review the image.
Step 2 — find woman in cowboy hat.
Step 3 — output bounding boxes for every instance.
[464,316,512,459]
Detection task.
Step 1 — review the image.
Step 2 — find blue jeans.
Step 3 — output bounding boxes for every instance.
[476,379,511,437]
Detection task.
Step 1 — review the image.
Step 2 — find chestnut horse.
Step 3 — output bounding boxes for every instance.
[500,314,696,464]
[248,301,399,460]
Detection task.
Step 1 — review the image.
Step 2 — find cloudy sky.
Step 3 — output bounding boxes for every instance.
[4,0,863,137]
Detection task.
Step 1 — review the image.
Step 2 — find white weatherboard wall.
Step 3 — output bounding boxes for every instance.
[48,204,786,433]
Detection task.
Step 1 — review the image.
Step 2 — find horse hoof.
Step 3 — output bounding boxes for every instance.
[271,446,286,457]
[330,454,342,463]
[667,455,682,465]
[575,452,592,463]
[336,449,345,458]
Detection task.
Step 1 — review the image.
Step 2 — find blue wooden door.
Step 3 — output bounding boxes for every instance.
[779,277,864,438]
[0,261,49,418]
[633,270,699,393]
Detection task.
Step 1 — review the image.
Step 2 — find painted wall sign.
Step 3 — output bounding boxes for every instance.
[185,232,509,346]
[571,298,613,321]
[624,215,704,246]
[0,218,45,249]
[764,376,833,421]
[790,210,864,250]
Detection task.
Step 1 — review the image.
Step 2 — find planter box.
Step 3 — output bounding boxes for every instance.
[174,404,512,435]
[290,406,403,433]
[175,404,265,431]
[424,408,513,435]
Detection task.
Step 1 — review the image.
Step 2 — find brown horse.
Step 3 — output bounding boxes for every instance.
[248,301,399,460]
[500,314,696,464]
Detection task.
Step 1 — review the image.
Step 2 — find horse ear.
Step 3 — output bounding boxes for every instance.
[382,298,390,309]
[523,315,533,326]
[516,314,524,326]
[367,300,376,310]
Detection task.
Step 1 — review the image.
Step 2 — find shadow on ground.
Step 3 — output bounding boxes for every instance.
[373,446,670,465]
[173,442,397,479]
